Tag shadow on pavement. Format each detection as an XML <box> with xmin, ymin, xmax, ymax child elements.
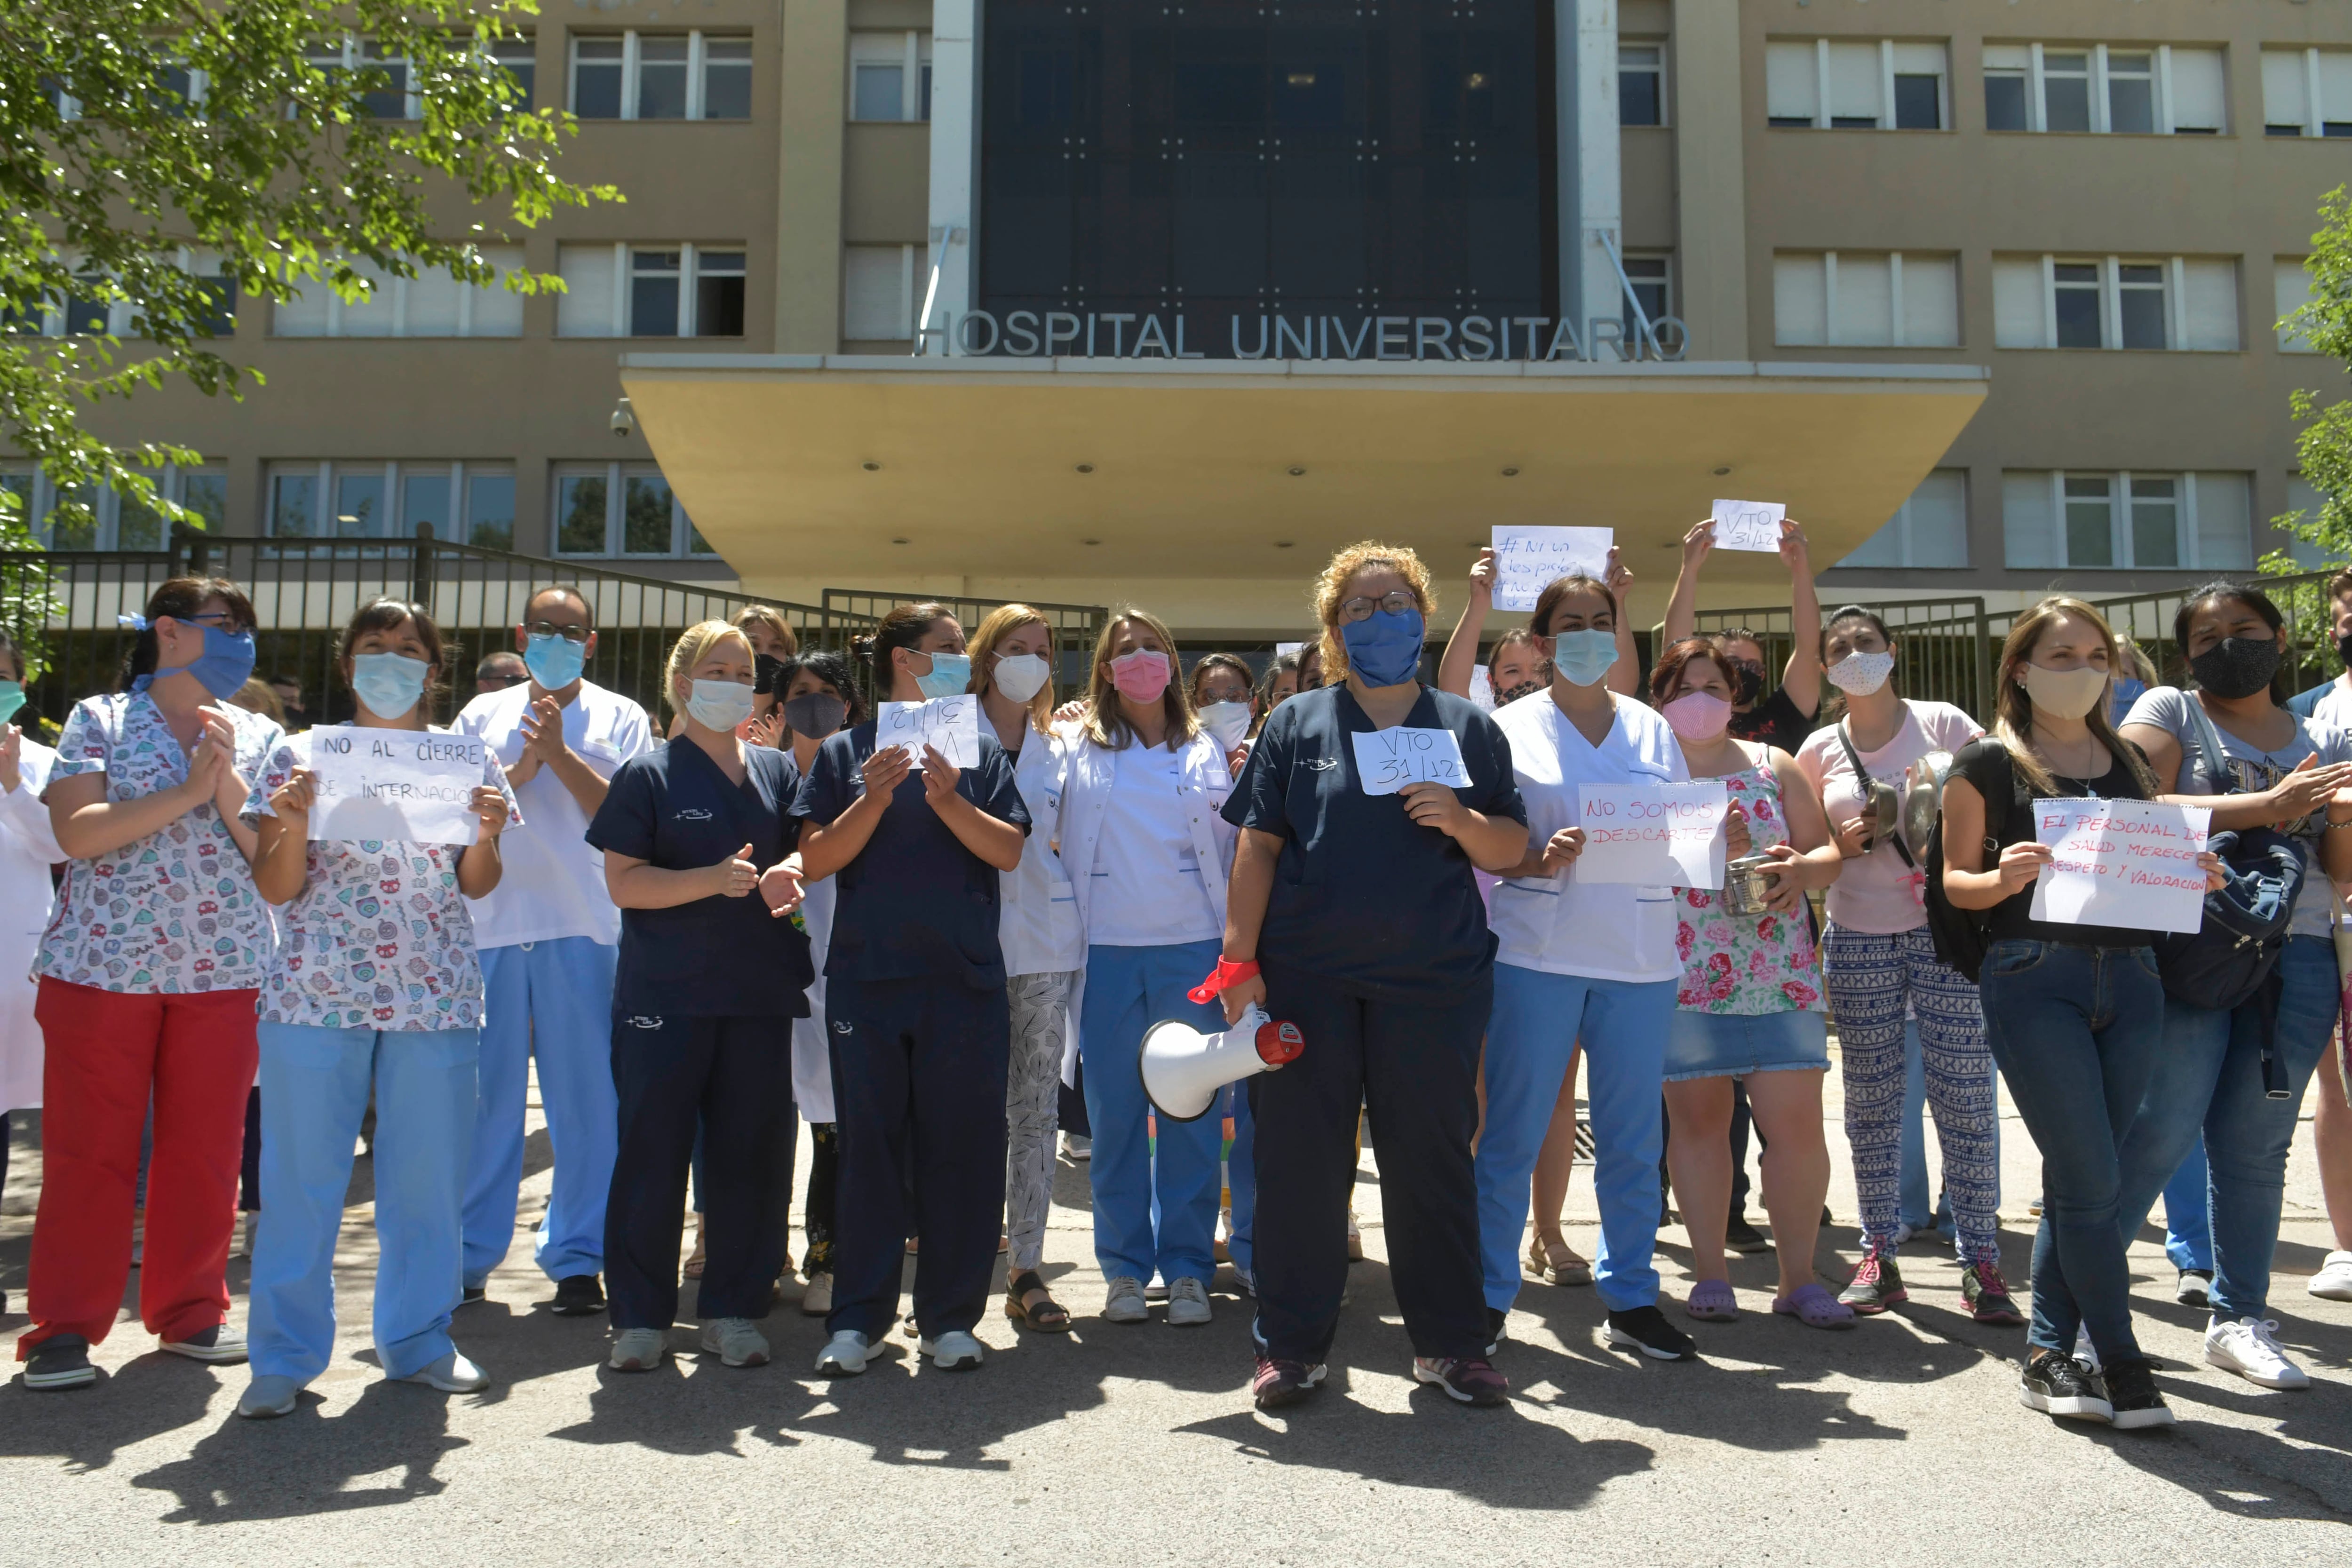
<box><xmin>129</xmin><ymin>1377</ymin><xmax>469</xmax><ymax>1523</ymax></box>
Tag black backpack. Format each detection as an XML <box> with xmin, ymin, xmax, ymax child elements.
<box><xmin>1921</xmin><ymin>748</ymin><xmax>2000</xmax><ymax>983</ymax></box>
<box><xmin>2150</xmin><ymin>693</ymin><xmax>2303</xmax><ymax>1015</ymax></box>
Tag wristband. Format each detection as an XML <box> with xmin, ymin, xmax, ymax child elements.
<box><xmin>1187</xmin><ymin>957</ymin><xmax>1261</xmax><ymax>1004</ymax></box>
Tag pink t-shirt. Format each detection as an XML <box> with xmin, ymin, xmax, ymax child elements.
<box><xmin>1794</xmin><ymin>701</ymin><xmax>1981</xmax><ymax>935</ymax></box>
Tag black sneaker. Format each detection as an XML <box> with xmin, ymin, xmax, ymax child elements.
<box><xmin>2018</xmin><ymin>1348</ymin><xmax>2111</xmax><ymax>1423</ymax></box>
<box><xmin>1961</xmin><ymin>1261</ymin><xmax>2025</xmax><ymax>1326</ymax></box>
<box><xmin>2174</xmin><ymin>1269</ymin><xmax>2213</xmax><ymax>1309</ymax></box>
<box><xmin>1839</xmin><ymin>1252</ymin><xmax>1907</xmax><ymax>1313</ymax></box>
<box><xmin>1723</xmin><ymin>1215</ymin><xmax>1771</xmax><ymax>1255</ymax></box>
<box><xmin>552</xmin><ymin>1274</ymin><xmax>607</xmax><ymax>1317</ymax></box>
<box><xmin>1604</xmin><ymin>1305</ymin><xmax>1696</xmax><ymax>1361</ymax></box>
<box><xmin>1251</xmin><ymin>1353</ymin><xmax>1326</xmax><ymax>1409</ymax></box>
<box><xmin>1485</xmin><ymin>1306</ymin><xmax>1508</xmax><ymax>1356</ymax></box>
<box><xmin>461</xmin><ymin>1285</ymin><xmax>488</xmax><ymax>1307</ymax></box>
<box><xmin>24</xmin><ymin>1334</ymin><xmax>95</xmax><ymax>1391</ymax></box>
<box><xmin>2102</xmin><ymin>1357</ymin><xmax>2176</xmax><ymax>1431</ymax></box>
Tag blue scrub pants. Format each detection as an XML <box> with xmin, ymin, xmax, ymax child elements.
<box><xmin>1251</xmin><ymin>961</ymin><xmax>1488</xmax><ymax>1364</ymax></box>
<box><xmin>1080</xmin><ymin>938</ymin><xmax>1227</xmax><ymax>1286</ymax></box>
<box><xmin>248</xmin><ymin>1022</ymin><xmax>477</xmax><ymax>1384</ymax></box>
<box><xmin>826</xmin><ymin>975</ymin><xmax>1010</xmax><ymax>1340</ymax></box>
<box><xmin>461</xmin><ymin>937</ymin><xmax>619</xmax><ymax>1288</ymax></box>
<box><xmin>605</xmin><ymin>1014</ymin><xmax>793</xmax><ymax>1329</ymax></box>
<box><xmin>1478</xmin><ymin>963</ymin><xmax>1677</xmax><ymax>1313</ymax></box>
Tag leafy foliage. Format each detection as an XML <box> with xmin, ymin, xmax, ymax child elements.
<box><xmin>2282</xmin><ymin>185</ymin><xmax>2352</xmax><ymax>568</ymax></box>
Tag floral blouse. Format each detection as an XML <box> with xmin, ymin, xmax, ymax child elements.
<box><xmin>1674</xmin><ymin>755</ymin><xmax>1825</xmax><ymax>1015</ymax></box>
<box><xmin>38</xmin><ymin>692</ymin><xmax>285</xmax><ymax>994</ymax></box>
<box><xmin>242</xmin><ymin>731</ymin><xmax>520</xmax><ymax>1032</ymax></box>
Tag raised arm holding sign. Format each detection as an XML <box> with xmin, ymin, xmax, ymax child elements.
<box><xmin>1489</xmin><ymin>526</ymin><xmax>1613</xmax><ymax>613</ymax></box>
<box><xmin>1708</xmin><ymin>500</ymin><xmax>1788</xmax><ymax>554</ymax></box>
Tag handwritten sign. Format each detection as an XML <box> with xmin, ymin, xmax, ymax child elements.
<box><xmin>1467</xmin><ymin>664</ymin><xmax>1496</xmax><ymax>712</ymax></box>
<box><xmin>1352</xmin><ymin>726</ymin><xmax>1470</xmax><ymax>796</ymax></box>
<box><xmin>1275</xmin><ymin>642</ymin><xmax>1305</xmax><ymax>660</ymax></box>
<box><xmin>877</xmin><ymin>694</ymin><xmax>981</xmax><ymax>769</ymax></box>
<box><xmin>1490</xmin><ymin>526</ymin><xmax>1613</xmax><ymax>613</ymax></box>
<box><xmin>1709</xmin><ymin>499</ymin><xmax>1787</xmax><ymax>554</ymax></box>
<box><xmin>305</xmin><ymin>725</ymin><xmax>487</xmax><ymax>844</ymax></box>
<box><xmin>2029</xmin><ymin>797</ymin><xmax>2211</xmax><ymax>934</ymax></box>
<box><xmin>1575</xmin><ymin>780</ymin><xmax>1730</xmax><ymax>888</ymax></box>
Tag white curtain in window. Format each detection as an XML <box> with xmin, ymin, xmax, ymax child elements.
<box><xmin>405</xmin><ymin>267</ymin><xmax>461</xmax><ymax>335</ymax></box>
<box><xmin>1825</xmin><ymin>42</ymin><xmax>1881</xmax><ymax>121</ymax></box>
<box><xmin>274</xmin><ymin>277</ymin><xmax>331</xmax><ymax>336</ymax></box>
<box><xmin>557</xmin><ymin>243</ymin><xmax>619</xmax><ymax>337</ymax></box>
<box><xmin>1902</xmin><ymin>255</ymin><xmax>1960</xmax><ymax>347</ymax></box>
<box><xmin>1890</xmin><ymin>42</ymin><xmax>1945</xmax><ymax>80</ymax></box>
<box><xmin>2277</xmin><ymin>259</ymin><xmax>2316</xmax><ymax>352</ymax></box>
<box><xmin>1991</xmin><ymin>258</ymin><xmax>2045</xmax><ymax>348</ymax></box>
<box><xmin>2263</xmin><ymin>50</ymin><xmax>2311</xmax><ymax>128</ymax></box>
<box><xmin>2321</xmin><ymin>52</ymin><xmax>2352</xmax><ymax>124</ymax></box>
<box><xmin>1907</xmin><ymin>470</ymin><xmax>1969</xmax><ymax>567</ymax></box>
<box><xmin>1772</xmin><ymin>254</ymin><xmax>1828</xmax><ymax>345</ymax></box>
<box><xmin>2002</xmin><ymin>470</ymin><xmax>2058</xmax><ymax>568</ymax></box>
<box><xmin>338</xmin><ymin>256</ymin><xmax>397</xmax><ymax>336</ymax></box>
<box><xmin>2194</xmin><ymin>473</ymin><xmax>2253</xmax><ymax>568</ymax></box>
<box><xmin>2169</xmin><ymin>47</ymin><xmax>2227</xmax><ymax>131</ymax></box>
<box><xmin>472</xmin><ymin>247</ymin><xmax>526</xmax><ymax>336</ymax></box>
<box><xmin>1765</xmin><ymin>42</ymin><xmax>1818</xmax><ymax>121</ymax></box>
<box><xmin>2179</xmin><ymin>259</ymin><xmax>2238</xmax><ymax>351</ymax></box>
<box><xmin>843</xmin><ymin>245</ymin><xmax>910</xmax><ymax>340</ymax></box>
<box><xmin>1832</xmin><ymin>253</ymin><xmax>1892</xmax><ymax>346</ymax></box>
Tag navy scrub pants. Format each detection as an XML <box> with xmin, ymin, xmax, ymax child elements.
<box><xmin>1250</xmin><ymin>961</ymin><xmax>1489</xmax><ymax>1365</ymax></box>
<box><xmin>604</xmin><ymin>1013</ymin><xmax>794</xmax><ymax>1330</ymax></box>
<box><xmin>826</xmin><ymin>975</ymin><xmax>1010</xmax><ymax>1340</ymax></box>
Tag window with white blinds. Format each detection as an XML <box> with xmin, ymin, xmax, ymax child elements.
<box><xmin>2002</xmin><ymin>470</ymin><xmax>2252</xmax><ymax>569</ymax></box>
<box><xmin>1837</xmin><ymin>470</ymin><xmax>1970</xmax><ymax>569</ymax></box>
<box><xmin>2262</xmin><ymin>48</ymin><xmax>2352</xmax><ymax>136</ymax></box>
<box><xmin>1766</xmin><ymin>40</ymin><xmax>1947</xmax><ymax>129</ymax></box>
<box><xmin>1773</xmin><ymin>253</ymin><xmax>1959</xmax><ymax>348</ymax></box>
<box><xmin>1990</xmin><ymin>255</ymin><xmax>2237</xmax><ymax>351</ymax></box>
<box><xmin>2277</xmin><ymin>259</ymin><xmax>2318</xmax><ymax>353</ymax></box>
<box><xmin>2283</xmin><ymin>475</ymin><xmax>2330</xmax><ymax>569</ymax></box>
<box><xmin>556</xmin><ymin>243</ymin><xmax>747</xmax><ymax>337</ymax></box>
<box><xmin>843</xmin><ymin>244</ymin><xmax>919</xmax><ymax>342</ymax></box>
<box><xmin>273</xmin><ymin>248</ymin><xmax>525</xmax><ymax>339</ymax></box>
<box><xmin>1983</xmin><ymin>43</ymin><xmax>2226</xmax><ymax>133</ymax></box>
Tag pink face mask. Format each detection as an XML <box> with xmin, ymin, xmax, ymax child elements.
<box><xmin>1662</xmin><ymin>690</ymin><xmax>1734</xmax><ymax>741</ymax></box>
<box><xmin>1109</xmin><ymin>648</ymin><xmax>1171</xmax><ymax>702</ymax></box>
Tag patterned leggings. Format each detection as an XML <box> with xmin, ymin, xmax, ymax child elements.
<box><xmin>1822</xmin><ymin>924</ymin><xmax>2001</xmax><ymax>1265</ymax></box>
<box><xmin>1005</xmin><ymin>971</ymin><xmax>1077</xmax><ymax>1273</ymax></box>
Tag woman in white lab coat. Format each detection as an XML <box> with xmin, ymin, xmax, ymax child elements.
<box><xmin>0</xmin><ymin>630</ymin><xmax>66</xmax><ymax>1277</ymax></box>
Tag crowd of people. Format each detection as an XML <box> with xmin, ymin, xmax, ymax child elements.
<box><xmin>3</xmin><ymin>529</ymin><xmax>2351</xmax><ymax>1435</ymax></box>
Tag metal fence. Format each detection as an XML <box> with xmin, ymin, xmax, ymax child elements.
<box><xmin>0</xmin><ymin>529</ymin><xmax>877</xmax><ymax>727</ymax></box>
<box><xmin>819</xmin><ymin>588</ymin><xmax>1112</xmax><ymax>700</ymax></box>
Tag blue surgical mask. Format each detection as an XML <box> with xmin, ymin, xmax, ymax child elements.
<box><xmin>350</xmin><ymin>652</ymin><xmax>430</xmax><ymax>720</ymax></box>
<box><xmin>1340</xmin><ymin>608</ymin><xmax>1426</xmax><ymax>688</ymax></box>
<box><xmin>0</xmin><ymin>681</ymin><xmax>24</xmax><ymax>726</ymax></box>
<box><xmin>914</xmin><ymin>651</ymin><xmax>972</xmax><ymax>701</ymax></box>
<box><xmin>523</xmin><ymin>632</ymin><xmax>587</xmax><ymax>691</ymax></box>
<box><xmin>1551</xmin><ymin>629</ymin><xmax>1619</xmax><ymax>687</ymax></box>
<box><xmin>685</xmin><ymin>677</ymin><xmax>755</xmax><ymax>732</ymax></box>
<box><xmin>132</xmin><ymin>621</ymin><xmax>255</xmax><ymax>700</ymax></box>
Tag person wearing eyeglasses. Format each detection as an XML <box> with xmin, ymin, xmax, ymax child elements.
<box><xmin>472</xmin><ymin>652</ymin><xmax>528</xmax><ymax>696</ymax></box>
<box><xmin>19</xmin><ymin>577</ymin><xmax>282</xmax><ymax>1392</ymax></box>
<box><xmin>1219</xmin><ymin>543</ymin><xmax>1529</xmax><ymax>1410</ymax></box>
<box><xmin>453</xmin><ymin>585</ymin><xmax>654</xmax><ymax>1319</ymax></box>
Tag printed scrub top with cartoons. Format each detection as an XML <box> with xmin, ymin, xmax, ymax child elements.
<box><xmin>242</xmin><ymin>731</ymin><xmax>521</xmax><ymax>1031</ymax></box>
<box><xmin>38</xmin><ymin>692</ymin><xmax>287</xmax><ymax>994</ymax></box>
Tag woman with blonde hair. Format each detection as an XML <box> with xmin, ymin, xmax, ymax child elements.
<box><xmin>967</xmin><ymin>603</ymin><xmax>1083</xmax><ymax>1332</ymax></box>
<box><xmin>1218</xmin><ymin>543</ymin><xmax>1529</xmax><ymax>1409</ymax></box>
<box><xmin>733</xmin><ymin>605</ymin><xmax>800</xmax><ymax>662</ymax></box>
<box><xmin>586</xmin><ymin>620</ymin><xmax>811</xmax><ymax>1375</ymax></box>
<box><xmin>1942</xmin><ymin>596</ymin><xmax>2222</xmax><ymax>1432</ymax></box>
<box><xmin>1057</xmin><ymin>607</ymin><xmax>1241</xmax><ymax>1329</ymax></box>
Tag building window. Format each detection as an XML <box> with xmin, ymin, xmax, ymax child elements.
<box><xmin>0</xmin><ymin>464</ymin><xmax>224</xmax><ymax>550</ymax></box>
<box><xmin>1772</xmin><ymin>252</ymin><xmax>1959</xmax><ymax>348</ymax></box>
<box><xmin>1622</xmin><ymin>254</ymin><xmax>1671</xmax><ymax>336</ymax></box>
<box><xmin>552</xmin><ymin>463</ymin><xmax>714</xmax><ymax>558</ymax></box>
<box><xmin>1984</xmin><ymin>43</ymin><xmax>2227</xmax><ymax>134</ymax></box>
<box><xmin>2263</xmin><ymin>48</ymin><xmax>2352</xmax><ymax>136</ymax></box>
<box><xmin>1619</xmin><ymin>44</ymin><xmax>1664</xmax><ymax>127</ymax></box>
<box><xmin>14</xmin><ymin>249</ymin><xmax>236</xmax><ymax>339</ymax></box>
<box><xmin>264</xmin><ymin>462</ymin><xmax>517</xmax><ymax>547</ymax></box>
<box><xmin>2278</xmin><ymin>258</ymin><xmax>2317</xmax><ymax>353</ymax></box>
<box><xmin>570</xmin><ymin>32</ymin><xmax>754</xmax><ymax>121</ymax></box>
<box><xmin>272</xmin><ymin>246</ymin><xmax>524</xmax><ymax>338</ymax></box>
<box><xmin>490</xmin><ymin>36</ymin><xmax>535</xmax><ymax>105</ymax></box>
<box><xmin>844</xmin><ymin>243</ymin><xmax>921</xmax><ymax>342</ymax></box>
<box><xmin>2284</xmin><ymin>475</ymin><xmax>2330</xmax><ymax>569</ymax></box>
<box><xmin>2002</xmin><ymin>470</ymin><xmax>2252</xmax><ymax>570</ymax></box>
<box><xmin>1765</xmin><ymin>40</ymin><xmax>1946</xmax><ymax>130</ymax></box>
<box><xmin>849</xmin><ymin>32</ymin><xmax>933</xmax><ymax>122</ymax></box>
<box><xmin>307</xmin><ymin>36</ymin><xmax>419</xmax><ymax>119</ymax></box>
<box><xmin>556</xmin><ymin>243</ymin><xmax>747</xmax><ymax>338</ymax></box>
<box><xmin>1837</xmin><ymin>470</ymin><xmax>1969</xmax><ymax>570</ymax></box>
<box><xmin>1992</xmin><ymin>255</ymin><xmax>2238</xmax><ymax>351</ymax></box>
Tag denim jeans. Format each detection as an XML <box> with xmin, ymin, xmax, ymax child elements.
<box><xmin>1977</xmin><ymin>939</ymin><xmax>2165</xmax><ymax>1362</ymax></box>
<box><xmin>2116</xmin><ymin>935</ymin><xmax>2340</xmax><ymax>1321</ymax></box>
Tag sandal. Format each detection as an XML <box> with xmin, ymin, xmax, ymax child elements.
<box><xmin>1685</xmin><ymin>1278</ymin><xmax>1740</xmax><ymax>1321</ymax></box>
<box><xmin>1526</xmin><ymin>1233</ymin><xmax>1593</xmax><ymax>1287</ymax></box>
<box><xmin>1003</xmin><ymin>1269</ymin><xmax>1072</xmax><ymax>1333</ymax></box>
<box><xmin>1773</xmin><ymin>1282</ymin><xmax>1858</xmax><ymax>1330</ymax></box>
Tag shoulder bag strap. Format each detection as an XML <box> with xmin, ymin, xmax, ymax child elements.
<box><xmin>1838</xmin><ymin>712</ymin><xmax>1919</xmax><ymax>869</ymax></box>
<box><xmin>2180</xmin><ymin>690</ymin><xmax>2243</xmax><ymax>798</ymax></box>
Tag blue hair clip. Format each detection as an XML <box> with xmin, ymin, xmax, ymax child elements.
<box><xmin>117</xmin><ymin>613</ymin><xmax>151</xmax><ymax>631</ymax></box>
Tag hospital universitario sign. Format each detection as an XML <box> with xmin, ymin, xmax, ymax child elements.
<box><xmin>930</xmin><ymin>310</ymin><xmax>1691</xmax><ymax>362</ymax></box>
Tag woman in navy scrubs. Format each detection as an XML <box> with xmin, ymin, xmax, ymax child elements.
<box><xmin>1218</xmin><ymin>542</ymin><xmax>1529</xmax><ymax>1410</ymax></box>
<box><xmin>794</xmin><ymin>602</ymin><xmax>1029</xmax><ymax>1376</ymax></box>
<box><xmin>587</xmin><ymin>621</ymin><xmax>810</xmax><ymax>1374</ymax></box>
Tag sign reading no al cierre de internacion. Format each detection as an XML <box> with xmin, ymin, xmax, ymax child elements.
<box><xmin>931</xmin><ymin>309</ymin><xmax>1691</xmax><ymax>363</ymax></box>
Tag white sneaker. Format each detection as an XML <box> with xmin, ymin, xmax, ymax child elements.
<box><xmin>399</xmin><ymin>1349</ymin><xmax>490</xmax><ymax>1393</ymax></box>
<box><xmin>608</xmin><ymin>1327</ymin><xmax>668</xmax><ymax>1371</ymax></box>
<box><xmin>232</xmin><ymin>1211</ymin><xmax>258</xmax><ymax>1260</ymax></box>
<box><xmin>1346</xmin><ymin>1210</ymin><xmax>1363</xmax><ymax>1262</ymax></box>
<box><xmin>2309</xmin><ymin>1250</ymin><xmax>2352</xmax><ymax>1303</ymax></box>
<box><xmin>236</xmin><ymin>1374</ymin><xmax>301</xmax><ymax>1419</ymax></box>
<box><xmin>1102</xmin><ymin>1276</ymin><xmax>1149</xmax><ymax>1323</ymax></box>
<box><xmin>2070</xmin><ymin>1325</ymin><xmax>2102</xmax><ymax>1374</ymax></box>
<box><xmin>920</xmin><ymin>1329</ymin><xmax>985</xmax><ymax>1370</ymax></box>
<box><xmin>699</xmin><ymin>1317</ymin><xmax>771</xmax><ymax>1368</ymax></box>
<box><xmin>1062</xmin><ymin>1133</ymin><xmax>1091</xmax><ymax>1162</ymax></box>
<box><xmin>800</xmin><ymin>1272</ymin><xmax>833</xmax><ymax>1317</ymax></box>
<box><xmin>815</xmin><ymin>1329</ymin><xmax>869</xmax><ymax>1376</ymax></box>
<box><xmin>2205</xmin><ymin>1317</ymin><xmax>2311</xmax><ymax>1391</ymax></box>
<box><xmin>1166</xmin><ymin>1276</ymin><xmax>1213</xmax><ymax>1327</ymax></box>
<box><xmin>1889</xmin><ymin>1223</ymin><xmax>1918</xmax><ymax>1249</ymax></box>
<box><xmin>161</xmin><ymin>1324</ymin><xmax>248</xmax><ymax>1364</ymax></box>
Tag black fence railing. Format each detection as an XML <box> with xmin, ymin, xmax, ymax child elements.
<box><xmin>819</xmin><ymin>589</ymin><xmax>1111</xmax><ymax>703</ymax></box>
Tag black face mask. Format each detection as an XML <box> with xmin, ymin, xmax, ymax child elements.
<box><xmin>783</xmin><ymin>692</ymin><xmax>848</xmax><ymax>739</ymax></box>
<box><xmin>1495</xmin><ymin>677</ymin><xmax>1544</xmax><ymax>706</ymax></box>
<box><xmin>1725</xmin><ymin>658</ymin><xmax>1765</xmax><ymax>708</ymax></box>
<box><xmin>754</xmin><ymin>653</ymin><xmax>785</xmax><ymax>696</ymax></box>
<box><xmin>2189</xmin><ymin>636</ymin><xmax>2281</xmax><ymax>701</ymax></box>
<box><xmin>2337</xmin><ymin>631</ymin><xmax>2352</xmax><ymax>672</ymax></box>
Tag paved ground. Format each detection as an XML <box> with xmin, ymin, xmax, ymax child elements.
<box><xmin>1</xmin><ymin>1055</ymin><xmax>2347</xmax><ymax>1567</ymax></box>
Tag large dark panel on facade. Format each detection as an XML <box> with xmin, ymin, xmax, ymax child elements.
<box><xmin>980</xmin><ymin>0</ymin><xmax>1556</xmax><ymax>357</ymax></box>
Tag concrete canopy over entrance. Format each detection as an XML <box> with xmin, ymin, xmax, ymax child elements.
<box><xmin>619</xmin><ymin>354</ymin><xmax>1987</xmax><ymax>635</ymax></box>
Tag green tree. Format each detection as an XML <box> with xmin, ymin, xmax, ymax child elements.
<box><xmin>2278</xmin><ymin>184</ymin><xmax>2352</xmax><ymax>571</ymax></box>
<box><xmin>0</xmin><ymin>0</ymin><xmax>616</xmax><ymax>544</ymax></box>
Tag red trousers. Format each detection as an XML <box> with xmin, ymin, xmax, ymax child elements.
<box><xmin>19</xmin><ymin>978</ymin><xmax>258</xmax><ymax>1355</ymax></box>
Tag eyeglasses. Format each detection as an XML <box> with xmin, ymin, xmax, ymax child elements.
<box><xmin>180</xmin><ymin>610</ymin><xmax>244</xmax><ymax>631</ymax></box>
<box><xmin>524</xmin><ymin>620</ymin><xmax>591</xmax><ymax>644</ymax></box>
<box><xmin>475</xmin><ymin>674</ymin><xmax>519</xmax><ymax>690</ymax></box>
<box><xmin>1337</xmin><ymin>591</ymin><xmax>1419</xmax><ymax>623</ymax></box>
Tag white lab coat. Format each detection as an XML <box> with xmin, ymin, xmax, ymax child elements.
<box><xmin>0</xmin><ymin>740</ymin><xmax>63</xmax><ymax>1110</ymax></box>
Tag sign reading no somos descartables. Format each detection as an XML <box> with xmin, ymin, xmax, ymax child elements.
<box><xmin>305</xmin><ymin>725</ymin><xmax>486</xmax><ymax>845</ymax></box>
<box><xmin>2028</xmin><ymin>797</ymin><xmax>2212</xmax><ymax>934</ymax></box>
<box><xmin>1575</xmin><ymin>780</ymin><xmax>1730</xmax><ymax>889</ymax></box>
